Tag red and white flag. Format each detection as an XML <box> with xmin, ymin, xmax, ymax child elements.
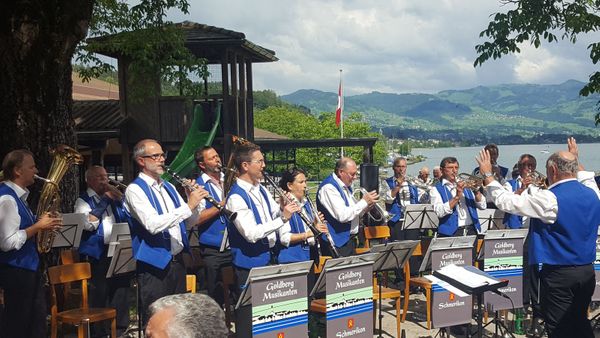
<box><xmin>335</xmin><ymin>76</ymin><xmax>343</xmax><ymax>127</ymax></box>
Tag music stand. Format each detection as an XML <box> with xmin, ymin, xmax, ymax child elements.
<box><xmin>53</xmin><ymin>213</ymin><xmax>85</xmax><ymax>249</ymax></box>
<box><xmin>433</xmin><ymin>265</ymin><xmax>509</xmax><ymax>338</ymax></box>
<box><xmin>310</xmin><ymin>254</ymin><xmax>377</xmax><ymax>338</ymax></box>
<box><xmin>235</xmin><ymin>261</ymin><xmax>313</xmax><ymax>337</ymax></box>
<box><xmin>107</xmin><ymin>222</ymin><xmax>130</xmax><ymax>257</ymax></box>
<box><xmin>477</xmin><ymin>209</ymin><xmax>506</xmax><ymax>232</ymax></box>
<box><xmin>419</xmin><ymin>235</ymin><xmax>477</xmax><ymax>273</ymax></box>
<box><xmin>370</xmin><ymin>241</ymin><xmax>419</xmax><ymax>337</ymax></box>
<box><xmin>106</xmin><ymin>239</ymin><xmax>140</xmax><ymax>336</ymax></box>
<box><xmin>401</xmin><ymin>204</ymin><xmax>438</xmax><ymax>232</ymax></box>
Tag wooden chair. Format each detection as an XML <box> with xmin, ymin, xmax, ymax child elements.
<box><xmin>186</xmin><ymin>274</ymin><xmax>197</xmax><ymax>293</ymax></box>
<box><xmin>355</xmin><ymin>225</ymin><xmax>391</xmax><ymax>254</ymax></box>
<box><xmin>373</xmin><ymin>276</ymin><xmax>403</xmax><ymax>337</ymax></box>
<box><xmin>402</xmin><ymin>241</ymin><xmax>433</xmax><ymax>329</ymax></box>
<box><xmin>222</xmin><ymin>266</ymin><xmax>235</xmax><ymax>328</ymax></box>
<box><xmin>59</xmin><ymin>248</ymin><xmax>80</xmax><ymax>307</ymax></box>
<box><xmin>48</xmin><ymin>262</ymin><xmax>116</xmax><ymax>338</ymax></box>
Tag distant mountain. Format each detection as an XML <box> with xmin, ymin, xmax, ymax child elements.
<box><xmin>280</xmin><ymin>80</ymin><xmax>600</xmax><ymax>144</ymax></box>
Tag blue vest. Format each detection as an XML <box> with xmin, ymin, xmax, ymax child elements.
<box><xmin>195</xmin><ymin>176</ymin><xmax>227</xmax><ymax>248</ymax></box>
<box><xmin>529</xmin><ymin>180</ymin><xmax>600</xmax><ymax>265</ymax></box>
<box><xmin>78</xmin><ymin>192</ymin><xmax>129</xmax><ymax>260</ymax></box>
<box><xmin>0</xmin><ymin>184</ymin><xmax>39</xmax><ymax>271</ymax></box>
<box><xmin>227</xmin><ymin>182</ymin><xmax>273</xmax><ymax>269</ymax></box>
<box><xmin>316</xmin><ymin>174</ymin><xmax>351</xmax><ymax>247</ymax></box>
<box><xmin>278</xmin><ymin>202</ymin><xmax>314</xmax><ymax>263</ymax></box>
<box><xmin>128</xmin><ymin>177</ymin><xmax>189</xmax><ymax>270</ymax></box>
<box><xmin>435</xmin><ymin>182</ymin><xmax>481</xmax><ymax>236</ymax></box>
<box><xmin>385</xmin><ymin>176</ymin><xmax>419</xmax><ymax>223</ymax></box>
<box><xmin>502</xmin><ymin>179</ymin><xmax>523</xmax><ymax>229</ymax></box>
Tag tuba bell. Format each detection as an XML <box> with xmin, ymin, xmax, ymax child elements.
<box><xmin>36</xmin><ymin>145</ymin><xmax>83</xmax><ymax>253</ymax></box>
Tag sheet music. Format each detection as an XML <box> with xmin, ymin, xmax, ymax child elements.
<box><xmin>424</xmin><ymin>275</ymin><xmax>469</xmax><ymax>297</ymax></box>
<box><xmin>437</xmin><ymin>264</ymin><xmax>498</xmax><ymax>289</ymax></box>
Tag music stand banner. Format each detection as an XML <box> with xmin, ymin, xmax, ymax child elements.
<box><xmin>431</xmin><ymin>247</ymin><xmax>473</xmax><ymax>328</ymax></box>
<box><xmin>251</xmin><ymin>274</ymin><xmax>308</xmax><ymax>338</ymax></box>
<box><xmin>593</xmin><ymin>232</ymin><xmax>600</xmax><ymax>301</ymax></box>
<box><xmin>325</xmin><ymin>263</ymin><xmax>373</xmax><ymax>338</ymax></box>
<box><xmin>482</xmin><ymin>236</ymin><xmax>525</xmax><ymax>310</ymax></box>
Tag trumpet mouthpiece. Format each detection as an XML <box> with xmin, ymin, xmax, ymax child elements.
<box><xmin>34</xmin><ymin>175</ymin><xmax>52</xmax><ymax>183</ymax></box>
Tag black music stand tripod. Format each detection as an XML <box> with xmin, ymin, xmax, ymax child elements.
<box><xmin>370</xmin><ymin>241</ymin><xmax>419</xmax><ymax>338</ymax></box>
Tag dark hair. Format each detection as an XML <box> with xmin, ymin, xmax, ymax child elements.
<box><xmin>518</xmin><ymin>154</ymin><xmax>537</xmax><ymax>168</ymax></box>
<box><xmin>279</xmin><ymin>168</ymin><xmax>306</xmax><ymax>192</ymax></box>
<box><xmin>440</xmin><ymin>156</ymin><xmax>458</xmax><ymax>168</ymax></box>
<box><xmin>233</xmin><ymin>144</ymin><xmax>261</xmax><ymax>170</ymax></box>
<box><xmin>484</xmin><ymin>144</ymin><xmax>498</xmax><ymax>152</ymax></box>
<box><xmin>2</xmin><ymin>149</ymin><xmax>34</xmax><ymax>181</ymax></box>
<box><xmin>194</xmin><ymin>146</ymin><xmax>214</xmax><ymax>165</ymax></box>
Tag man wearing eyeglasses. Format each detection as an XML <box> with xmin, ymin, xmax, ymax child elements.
<box><xmin>125</xmin><ymin>139</ymin><xmax>209</xmax><ymax>327</ymax></box>
<box><xmin>316</xmin><ymin>157</ymin><xmax>378</xmax><ymax>257</ymax></box>
<box><xmin>225</xmin><ymin>143</ymin><xmax>300</xmax><ymax>335</ymax></box>
<box><xmin>429</xmin><ymin>157</ymin><xmax>486</xmax><ymax>237</ymax></box>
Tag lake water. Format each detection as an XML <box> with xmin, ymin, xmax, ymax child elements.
<box><xmin>403</xmin><ymin>143</ymin><xmax>600</xmax><ymax>176</ymax></box>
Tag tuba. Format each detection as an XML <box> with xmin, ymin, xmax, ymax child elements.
<box><xmin>36</xmin><ymin>145</ymin><xmax>83</xmax><ymax>253</ymax></box>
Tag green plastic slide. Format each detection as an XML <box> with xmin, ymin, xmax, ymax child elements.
<box><xmin>162</xmin><ymin>103</ymin><xmax>221</xmax><ymax>181</ymax></box>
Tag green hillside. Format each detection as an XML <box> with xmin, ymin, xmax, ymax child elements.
<box><xmin>280</xmin><ymin>80</ymin><xmax>600</xmax><ymax>144</ymax></box>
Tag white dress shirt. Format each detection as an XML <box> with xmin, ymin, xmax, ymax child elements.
<box><xmin>385</xmin><ymin>180</ymin><xmax>413</xmax><ymax>207</ymax></box>
<box><xmin>0</xmin><ymin>181</ymin><xmax>31</xmax><ymax>251</ymax></box>
<box><xmin>226</xmin><ymin>179</ymin><xmax>284</xmax><ymax>248</ymax></box>
<box><xmin>74</xmin><ymin>188</ymin><xmax>116</xmax><ymax>244</ymax></box>
<box><xmin>501</xmin><ymin>176</ymin><xmax>537</xmax><ymax>227</ymax></box>
<box><xmin>430</xmin><ymin>178</ymin><xmax>487</xmax><ymax>228</ymax></box>
<box><xmin>198</xmin><ymin>172</ymin><xmax>224</xmax><ymax>208</ymax></box>
<box><xmin>125</xmin><ymin>172</ymin><xmax>198</xmax><ymax>255</ymax></box>
<box><xmin>486</xmin><ymin>170</ymin><xmax>600</xmax><ymax>224</ymax></box>
<box><xmin>277</xmin><ymin>196</ymin><xmax>315</xmax><ymax>247</ymax></box>
<box><xmin>317</xmin><ymin>174</ymin><xmax>368</xmax><ymax>235</ymax></box>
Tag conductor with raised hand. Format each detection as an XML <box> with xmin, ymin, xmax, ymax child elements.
<box><xmin>477</xmin><ymin>137</ymin><xmax>600</xmax><ymax>338</ymax></box>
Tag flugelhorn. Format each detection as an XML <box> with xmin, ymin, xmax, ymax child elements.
<box><xmin>353</xmin><ymin>187</ymin><xmax>394</xmax><ymax>224</ymax></box>
<box><xmin>526</xmin><ymin>170</ymin><xmax>548</xmax><ymax>189</ymax></box>
<box><xmin>108</xmin><ymin>178</ymin><xmax>127</xmax><ymax>190</ymax></box>
<box><xmin>161</xmin><ymin>165</ymin><xmax>238</xmax><ymax>222</ymax></box>
<box><xmin>456</xmin><ymin>173</ymin><xmax>484</xmax><ymax>191</ymax></box>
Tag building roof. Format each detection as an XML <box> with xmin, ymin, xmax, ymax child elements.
<box><xmin>73</xmin><ymin>100</ymin><xmax>124</xmax><ymax>140</ymax></box>
<box><xmin>88</xmin><ymin>21</ymin><xmax>277</xmax><ymax>64</ymax></box>
<box><xmin>72</xmin><ymin>73</ymin><xmax>119</xmax><ymax>100</ymax></box>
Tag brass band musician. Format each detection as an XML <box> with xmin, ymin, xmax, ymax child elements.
<box><xmin>0</xmin><ymin>150</ymin><xmax>62</xmax><ymax>338</ymax></box>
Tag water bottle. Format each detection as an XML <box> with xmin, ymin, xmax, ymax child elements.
<box><xmin>514</xmin><ymin>308</ymin><xmax>524</xmax><ymax>334</ymax></box>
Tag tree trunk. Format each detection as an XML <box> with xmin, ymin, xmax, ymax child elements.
<box><xmin>0</xmin><ymin>0</ymin><xmax>95</xmax><ymax>211</ymax></box>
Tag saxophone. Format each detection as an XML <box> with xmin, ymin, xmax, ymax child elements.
<box><xmin>36</xmin><ymin>145</ymin><xmax>83</xmax><ymax>253</ymax></box>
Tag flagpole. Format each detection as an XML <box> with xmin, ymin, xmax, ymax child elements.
<box><xmin>339</xmin><ymin>69</ymin><xmax>344</xmax><ymax>157</ymax></box>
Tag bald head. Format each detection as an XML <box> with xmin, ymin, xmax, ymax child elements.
<box><xmin>547</xmin><ymin>151</ymin><xmax>578</xmax><ymax>175</ymax></box>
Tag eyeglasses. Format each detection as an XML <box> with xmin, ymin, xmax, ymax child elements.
<box><xmin>142</xmin><ymin>153</ymin><xmax>166</xmax><ymax>161</ymax></box>
<box><xmin>343</xmin><ymin>170</ymin><xmax>357</xmax><ymax>178</ymax></box>
<box><xmin>248</xmin><ymin>159</ymin><xmax>265</xmax><ymax>164</ymax></box>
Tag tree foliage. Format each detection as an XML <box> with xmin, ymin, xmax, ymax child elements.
<box><xmin>77</xmin><ymin>0</ymin><xmax>206</xmax><ymax>100</ymax></box>
<box><xmin>474</xmin><ymin>0</ymin><xmax>600</xmax><ymax>124</ymax></box>
<box><xmin>255</xmin><ymin>106</ymin><xmax>387</xmax><ymax>179</ymax></box>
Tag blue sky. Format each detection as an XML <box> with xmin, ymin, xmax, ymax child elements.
<box><xmin>167</xmin><ymin>0</ymin><xmax>598</xmax><ymax>96</ymax></box>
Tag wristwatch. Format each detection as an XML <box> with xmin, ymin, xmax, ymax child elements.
<box><xmin>482</xmin><ymin>172</ymin><xmax>494</xmax><ymax>178</ymax></box>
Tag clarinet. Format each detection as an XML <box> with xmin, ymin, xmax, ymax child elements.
<box><xmin>263</xmin><ymin>172</ymin><xmax>339</xmax><ymax>258</ymax></box>
<box><xmin>161</xmin><ymin>165</ymin><xmax>238</xmax><ymax>222</ymax></box>
<box><xmin>305</xmin><ymin>192</ymin><xmax>340</xmax><ymax>258</ymax></box>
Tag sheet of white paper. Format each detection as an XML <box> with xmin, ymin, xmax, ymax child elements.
<box><xmin>424</xmin><ymin>274</ymin><xmax>469</xmax><ymax>297</ymax></box>
<box><xmin>438</xmin><ymin>264</ymin><xmax>499</xmax><ymax>288</ymax></box>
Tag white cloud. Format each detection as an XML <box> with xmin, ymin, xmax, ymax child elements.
<box><xmin>171</xmin><ymin>0</ymin><xmax>597</xmax><ymax>95</ymax></box>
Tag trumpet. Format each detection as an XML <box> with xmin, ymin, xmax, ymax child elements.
<box><xmin>405</xmin><ymin>175</ymin><xmax>434</xmax><ymax>190</ymax></box>
<box><xmin>161</xmin><ymin>165</ymin><xmax>238</xmax><ymax>222</ymax></box>
<box><xmin>456</xmin><ymin>173</ymin><xmax>484</xmax><ymax>191</ymax></box>
<box><xmin>353</xmin><ymin>187</ymin><xmax>394</xmax><ymax>224</ymax></box>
